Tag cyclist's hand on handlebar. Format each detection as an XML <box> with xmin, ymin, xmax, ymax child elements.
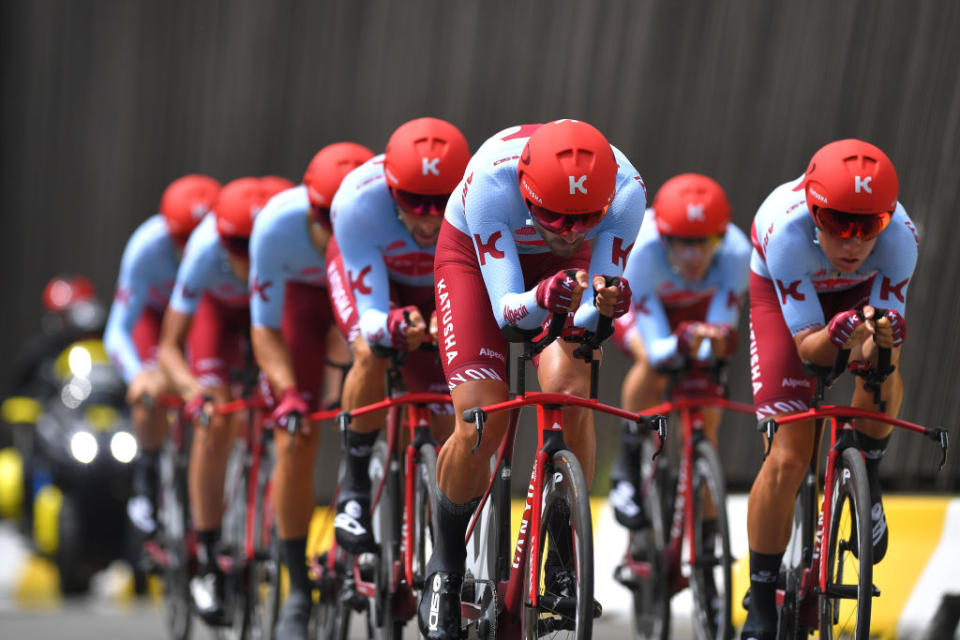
<box><xmin>126</xmin><ymin>367</ymin><xmax>166</xmax><ymax>405</ymax></box>
<box><xmin>271</xmin><ymin>387</ymin><xmax>309</xmax><ymax>433</ymax></box>
<box><xmin>183</xmin><ymin>392</ymin><xmax>213</xmax><ymax>422</ymax></box>
<box><xmin>872</xmin><ymin>308</ymin><xmax>906</xmax><ymax>348</ymax></box>
<box><xmin>828</xmin><ymin>308</ymin><xmax>871</xmax><ymax>349</ymax></box>
<box><xmin>387</xmin><ymin>305</ymin><xmax>426</xmax><ymax>351</ymax></box>
<box><xmin>704</xmin><ymin>323</ymin><xmax>739</xmax><ymax>359</ymax></box>
<box><xmin>675</xmin><ymin>321</ymin><xmax>707</xmax><ymax>359</ymax></box>
<box><xmin>536</xmin><ymin>269</ymin><xmax>588</xmax><ymax>313</ymax></box>
<box><xmin>593</xmin><ymin>274</ymin><xmax>631</xmax><ymax>318</ymax></box>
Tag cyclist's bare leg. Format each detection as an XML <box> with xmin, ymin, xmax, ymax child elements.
<box><xmin>700</xmin><ymin>408</ymin><xmax>723</xmax><ymax>521</ymax></box>
<box><xmin>187</xmin><ymin>385</ymin><xmax>235</xmax><ymax>531</ymax></box>
<box><xmin>430</xmin><ymin>413</ymin><xmax>455</xmax><ymax>446</ymax></box>
<box><xmin>746</xmin><ymin>415</ymin><xmax>817</xmax><ymax>553</ymax></box>
<box><xmin>272</xmin><ymin>423</ymin><xmax>322</xmax><ymax>538</ymax></box>
<box><xmin>129</xmin><ymin>367</ymin><xmax>171</xmax><ymax>449</ymax></box>
<box><xmin>436</xmin><ymin>379</ymin><xmax>510</xmax><ymax>503</ymax></box>
<box><xmin>851</xmin><ymin>342</ymin><xmax>903</xmax><ymax>436</ymax></box>
<box><xmin>322</xmin><ymin>324</ymin><xmax>351</xmax><ymax>409</ymax></box>
<box><xmin>339</xmin><ymin>335</ymin><xmax>388</xmax><ymax>433</ymax></box>
<box><xmin>536</xmin><ymin>338</ymin><xmax>597</xmax><ymax>486</ymax></box>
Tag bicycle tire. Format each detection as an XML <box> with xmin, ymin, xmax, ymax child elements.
<box><xmin>368</xmin><ymin>440</ymin><xmax>403</xmax><ymax>640</ymax></box>
<box><xmin>819</xmin><ymin>447</ymin><xmax>873</xmax><ymax>639</ymax></box>
<box><xmin>463</xmin><ymin>456</ymin><xmax>503</xmax><ymax>640</ymax></box>
<box><xmin>690</xmin><ymin>440</ymin><xmax>733</xmax><ymax>640</ymax></box>
<box><xmin>522</xmin><ymin>449</ymin><xmax>594</xmax><ymax>640</ymax></box>
<box><xmin>161</xmin><ymin>442</ymin><xmax>193</xmax><ymax>640</ymax></box>
<box><xmin>629</xmin><ymin>438</ymin><xmax>670</xmax><ymax>640</ymax></box>
<box><xmin>412</xmin><ymin>443</ymin><xmax>440</xmax><ymax>590</ymax></box>
<box><xmin>249</xmin><ymin>439</ymin><xmax>280</xmax><ymax>640</ymax></box>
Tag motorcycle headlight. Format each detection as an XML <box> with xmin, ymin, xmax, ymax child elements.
<box><xmin>69</xmin><ymin>431</ymin><xmax>98</xmax><ymax>464</ymax></box>
<box><xmin>110</xmin><ymin>431</ymin><xmax>138</xmax><ymax>464</ymax></box>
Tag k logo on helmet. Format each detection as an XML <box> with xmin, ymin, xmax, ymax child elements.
<box><xmin>854</xmin><ymin>175</ymin><xmax>872</xmax><ymax>194</ymax></box>
<box><xmin>569</xmin><ymin>175</ymin><xmax>587</xmax><ymax>195</ymax></box>
<box><xmin>422</xmin><ymin>157</ymin><xmax>440</xmax><ymax>176</ymax></box>
<box><xmin>686</xmin><ymin>203</ymin><xmax>705</xmax><ymax>221</ymax></box>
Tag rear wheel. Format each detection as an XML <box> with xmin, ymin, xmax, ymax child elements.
<box><xmin>161</xmin><ymin>448</ymin><xmax>193</xmax><ymax>640</ymax></box>
<box><xmin>249</xmin><ymin>439</ymin><xmax>280</xmax><ymax>640</ymax></box>
<box><xmin>629</xmin><ymin>438</ymin><xmax>669</xmax><ymax>640</ymax></box>
<box><xmin>819</xmin><ymin>448</ymin><xmax>873</xmax><ymax>639</ymax></box>
<box><xmin>412</xmin><ymin>443</ymin><xmax>440</xmax><ymax>590</ymax></box>
<box><xmin>689</xmin><ymin>440</ymin><xmax>732</xmax><ymax>640</ymax></box>
<box><xmin>522</xmin><ymin>450</ymin><xmax>593</xmax><ymax>640</ymax></box>
<box><xmin>369</xmin><ymin>440</ymin><xmax>403</xmax><ymax>639</ymax></box>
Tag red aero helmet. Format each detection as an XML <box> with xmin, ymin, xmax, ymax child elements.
<box><xmin>261</xmin><ymin>175</ymin><xmax>297</xmax><ymax>198</ymax></box>
<box><xmin>654</xmin><ymin>173</ymin><xmax>731</xmax><ymax>238</ymax></box>
<box><xmin>214</xmin><ymin>177</ymin><xmax>268</xmax><ymax>239</ymax></box>
<box><xmin>303</xmin><ymin>142</ymin><xmax>376</xmax><ymax>209</ymax></box>
<box><xmin>803</xmin><ymin>139</ymin><xmax>899</xmax><ymax>216</ymax></box>
<box><xmin>159</xmin><ymin>174</ymin><xmax>222</xmax><ymax>239</ymax></box>
<box><xmin>518</xmin><ymin>119</ymin><xmax>618</xmax><ymax>215</ymax></box>
<box><xmin>43</xmin><ymin>275</ymin><xmax>96</xmax><ymax>312</ymax></box>
<box><xmin>383</xmin><ymin>118</ymin><xmax>470</xmax><ymax>195</ymax></box>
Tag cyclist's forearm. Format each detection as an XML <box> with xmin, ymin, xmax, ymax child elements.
<box><xmin>794</xmin><ymin>325</ymin><xmax>836</xmax><ymax>367</ymax></box>
<box><xmin>251</xmin><ymin>325</ymin><xmax>297</xmax><ymax>393</ymax></box>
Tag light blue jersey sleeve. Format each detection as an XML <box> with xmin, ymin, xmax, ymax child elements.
<box><xmin>865</xmin><ymin>205</ymin><xmax>918</xmax><ymax>316</ymax></box>
<box><xmin>331</xmin><ymin>178</ymin><xmax>394</xmax><ymax>348</ymax></box>
<box><xmin>103</xmin><ymin>216</ymin><xmax>176</xmax><ymax>383</ymax></box>
<box><xmin>169</xmin><ymin>217</ymin><xmax>217</xmax><ymax>316</ymax></box>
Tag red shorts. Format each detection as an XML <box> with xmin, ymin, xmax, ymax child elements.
<box><xmin>434</xmin><ymin>222</ymin><xmax>591</xmax><ymax>390</ymax></box>
<box><xmin>325</xmin><ymin>237</ymin><xmax>448</xmax><ymax>398</ymax></box>
<box><xmin>277</xmin><ymin>281</ymin><xmax>335</xmax><ymax>411</ymax></box>
<box><xmin>187</xmin><ymin>294</ymin><xmax>249</xmax><ymax>389</ymax></box>
<box><xmin>749</xmin><ymin>272</ymin><xmax>874</xmax><ymax>419</ymax></box>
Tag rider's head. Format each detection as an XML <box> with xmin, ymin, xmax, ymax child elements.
<box><xmin>160</xmin><ymin>174</ymin><xmax>222</xmax><ymax>246</ymax></box>
<box><xmin>384</xmin><ymin>117</ymin><xmax>470</xmax><ymax>248</ymax></box>
<box><xmin>260</xmin><ymin>175</ymin><xmax>297</xmax><ymax>199</ymax></box>
<box><xmin>518</xmin><ymin>120</ymin><xmax>617</xmax><ymax>257</ymax></box>
<box><xmin>653</xmin><ymin>173</ymin><xmax>730</xmax><ymax>281</ymax></box>
<box><xmin>303</xmin><ymin>142</ymin><xmax>376</xmax><ymax>231</ymax></box>
<box><xmin>803</xmin><ymin>139</ymin><xmax>898</xmax><ymax>273</ymax></box>
<box><xmin>214</xmin><ymin>177</ymin><xmax>269</xmax><ymax>262</ymax></box>
<box><xmin>41</xmin><ymin>274</ymin><xmax>105</xmax><ymax>336</ymax></box>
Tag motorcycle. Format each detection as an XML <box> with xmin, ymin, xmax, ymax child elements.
<box><xmin>1</xmin><ymin>339</ymin><xmax>141</xmax><ymax>594</ymax></box>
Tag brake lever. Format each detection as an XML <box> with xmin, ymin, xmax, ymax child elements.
<box><xmin>928</xmin><ymin>427</ymin><xmax>950</xmax><ymax>471</ymax></box>
<box><xmin>648</xmin><ymin>414</ymin><xmax>667</xmax><ymax>460</ymax></box>
<box><xmin>758</xmin><ymin>417</ymin><xmax>779</xmax><ymax>461</ymax></box>
<box><xmin>463</xmin><ymin>408</ymin><xmax>487</xmax><ymax>454</ymax></box>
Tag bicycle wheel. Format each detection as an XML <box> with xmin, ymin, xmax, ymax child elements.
<box><xmin>689</xmin><ymin>440</ymin><xmax>733</xmax><ymax>640</ymax></box>
<box><xmin>249</xmin><ymin>439</ymin><xmax>280</xmax><ymax>640</ymax></box>
<box><xmin>160</xmin><ymin>443</ymin><xmax>193</xmax><ymax>640</ymax></box>
<box><xmin>819</xmin><ymin>447</ymin><xmax>873</xmax><ymax>639</ymax></box>
<box><xmin>368</xmin><ymin>440</ymin><xmax>403</xmax><ymax>640</ymax></box>
<box><xmin>777</xmin><ymin>469</ymin><xmax>817</xmax><ymax>639</ymax></box>
<box><xmin>522</xmin><ymin>450</ymin><xmax>594</xmax><ymax>640</ymax></box>
<box><xmin>629</xmin><ymin>438</ymin><xmax>670</xmax><ymax>640</ymax></box>
<box><xmin>463</xmin><ymin>456</ymin><xmax>503</xmax><ymax>640</ymax></box>
<box><xmin>411</xmin><ymin>443</ymin><xmax>440</xmax><ymax>590</ymax></box>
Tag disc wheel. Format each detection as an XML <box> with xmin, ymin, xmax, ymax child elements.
<box><xmin>522</xmin><ymin>450</ymin><xmax>594</xmax><ymax>640</ymax></box>
<box><xmin>819</xmin><ymin>448</ymin><xmax>873</xmax><ymax>639</ymax></box>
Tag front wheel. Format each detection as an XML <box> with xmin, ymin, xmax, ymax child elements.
<box><xmin>689</xmin><ymin>440</ymin><xmax>733</xmax><ymax>640</ymax></box>
<box><xmin>522</xmin><ymin>450</ymin><xmax>594</xmax><ymax>640</ymax></box>
<box><xmin>819</xmin><ymin>447</ymin><xmax>873</xmax><ymax>639</ymax></box>
<box><xmin>629</xmin><ymin>438</ymin><xmax>670</xmax><ymax>640</ymax></box>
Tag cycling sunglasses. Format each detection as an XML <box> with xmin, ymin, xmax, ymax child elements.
<box><xmin>389</xmin><ymin>188</ymin><xmax>450</xmax><ymax>217</ymax></box>
<box><xmin>219</xmin><ymin>235</ymin><xmax>250</xmax><ymax>257</ymax></box>
<box><xmin>527</xmin><ymin>201</ymin><xmax>607</xmax><ymax>236</ymax></box>
<box><xmin>662</xmin><ymin>235</ymin><xmax>722</xmax><ymax>252</ymax></box>
<box><xmin>814</xmin><ymin>207</ymin><xmax>892</xmax><ymax>240</ymax></box>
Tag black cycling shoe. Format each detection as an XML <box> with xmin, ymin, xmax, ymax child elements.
<box><xmin>418</xmin><ymin>571</ymin><xmax>463</xmax><ymax>640</ymax></box>
<box><xmin>275</xmin><ymin>591</ymin><xmax>312</xmax><ymax>640</ymax></box>
<box><xmin>333</xmin><ymin>498</ymin><xmax>376</xmax><ymax>554</ymax></box>
<box><xmin>848</xmin><ymin>498</ymin><xmax>889</xmax><ymax>564</ymax></box>
<box><xmin>609</xmin><ymin>479</ymin><xmax>648</xmax><ymax>530</ymax></box>
<box><xmin>190</xmin><ymin>568</ymin><xmax>229</xmax><ymax>626</ymax></box>
<box><xmin>740</xmin><ymin>609</ymin><xmax>777</xmax><ymax>640</ymax></box>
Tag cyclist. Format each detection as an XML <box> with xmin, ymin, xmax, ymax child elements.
<box><xmin>248</xmin><ymin>142</ymin><xmax>374</xmax><ymax>640</ymax></box>
<box><xmin>741</xmin><ymin>139</ymin><xmax>917</xmax><ymax>640</ymax></box>
<box><xmin>156</xmin><ymin>177</ymin><xmax>271</xmax><ymax>625</ymax></box>
<box><xmin>417</xmin><ymin>120</ymin><xmax>644</xmax><ymax>639</ymax></box>
<box><xmin>609</xmin><ymin>173</ymin><xmax>749</xmax><ymax>524</ymax></box>
<box><xmin>326</xmin><ymin>118</ymin><xmax>469</xmax><ymax>561</ymax></box>
<box><xmin>103</xmin><ymin>175</ymin><xmax>220</xmax><ymax>539</ymax></box>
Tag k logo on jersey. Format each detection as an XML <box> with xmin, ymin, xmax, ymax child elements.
<box><xmin>349</xmin><ymin>265</ymin><xmax>372</xmax><ymax>295</ymax></box>
<box><xmin>776</xmin><ymin>279</ymin><xmax>805</xmax><ymax>303</ymax></box>
<box><xmin>475</xmin><ymin>231</ymin><xmax>505</xmax><ymax>266</ymax></box>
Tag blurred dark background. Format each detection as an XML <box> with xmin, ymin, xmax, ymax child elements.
<box><xmin>2</xmin><ymin>0</ymin><xmax>958</xmax><ymax>491</ymax></box>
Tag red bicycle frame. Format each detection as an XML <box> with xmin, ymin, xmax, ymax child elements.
<box><xmin>461</xmin><ymin>391</ymin><xmax>661</xmax><ymax>637</ymax></box>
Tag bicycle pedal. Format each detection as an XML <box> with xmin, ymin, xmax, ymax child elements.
<box><xmin>613</xmin><ymin>564</ymin><xmax>641</xmax><ymax>589</ymax></box>
<box><xmin>872</xmin><ymin>584</ymin><xmax>881</xmax><ymax>597</ymax></box>
<box><xmin>593</xmin><ymin>600</ymin><xmax>603</xmax><ymax>618</ymax></box>
<box><xmin>356</xmin><ymin>552</ymin><xmax>377</xmax><ymax>581</ymax></box>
